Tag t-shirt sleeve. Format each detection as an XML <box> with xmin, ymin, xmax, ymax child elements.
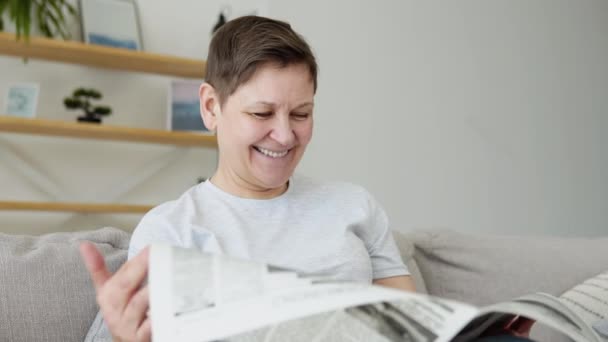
<box><xmin>128</xmin><ymin>200</ymin><xmax>223</xmax><ymax>260</ymax></box>
<box><xmin>128</xmin><ymin>207</ymin><xmax>182</xmax><ymax>260</ymax></box>
<box><xmin>360</xmin><ymin>190</ymin><xmax>410</xmax><ymax>280</ymax></box>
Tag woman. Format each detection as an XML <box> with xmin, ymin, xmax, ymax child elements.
<box><xmin>82</xmin><ymin>16</ymin><xmax>415</xmax><ymax>342</ymax></box>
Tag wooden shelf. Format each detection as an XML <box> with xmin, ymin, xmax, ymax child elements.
<box><xmin>0</xmin><ymin>201</ymin><xmax>152</xmax><ymax>214</ymax></box>
<box><xmin>0</xmin><ymin>115</ymin><xmax>217</xmax><ymax>147</ymax></box>
<box><xmin>0</xmin><ymin>32</ymin><xmax>206</xmax><ymax>78</ymax></box>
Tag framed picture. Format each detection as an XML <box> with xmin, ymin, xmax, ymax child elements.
<box><xmin>167</xmin><ymin>80</ymin><xmax>211</xmax><ymax>134</ymax></box>
<box><xmin>79</xmin><ymin>0</ymin><xmax>143</xmax><ymax>50</ymax></box>
<box><xmin>4</xmin><ymin>83</ymin><xmax>39</xmax><ymax>118</ymax></box>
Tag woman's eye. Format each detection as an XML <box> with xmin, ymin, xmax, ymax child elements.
<box><xmin>252</xmin><ymin>112</ymin><xmax>272</xmax><ymax>119</ymax></box>
<box><xmin>292</xmin><ymin>113</ymin><xmax>310</xmax><ymax>120</ymax></box>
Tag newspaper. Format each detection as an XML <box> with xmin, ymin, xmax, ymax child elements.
<box><xmin>149</xmin><ymin>244</ymin><xmax>606</xmax><ymax>342</ymax></box>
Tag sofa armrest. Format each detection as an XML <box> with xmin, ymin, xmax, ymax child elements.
<box><xmin>0</xmin><ymin>227</ymin><xmax>129</xmax><ymax>342</ymax></box>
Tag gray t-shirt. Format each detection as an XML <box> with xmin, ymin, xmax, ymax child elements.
<box><xmin>85</xmin><ymin>175</ymin><xmax>408</xmax><ymax>341</ymax></box>
<box><xmin>129</xmin><ymin>175</ymin><xmax>408</xmax><ymax>282</ymax></box>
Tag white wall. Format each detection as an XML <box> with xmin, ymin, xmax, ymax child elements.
<box><xmin>1</xmin><ymin>1</ymin><xmax>607</xmax><ymax>236</ymax></box>
<box><xmin>271</xmin><ymin>0</ymin><xmax>608</xmax><ymax>236</ymax></box>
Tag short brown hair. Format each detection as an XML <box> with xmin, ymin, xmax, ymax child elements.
<box><xmin>204</xmin><ymin>16</ymin><xmax>318</xmax><ymax>105</ymax></box>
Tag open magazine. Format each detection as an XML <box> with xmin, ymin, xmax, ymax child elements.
<box><xmin>149</xmin><ymin>244</ymin><xmax>608</xmax><ymax>342</ymax></box>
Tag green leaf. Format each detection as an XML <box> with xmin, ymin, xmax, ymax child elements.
<box><xmin>37</xmin><ymin>0</ymin><xmax>75</xmax><ymax>40</ymax></box>
<box><xmin>48</xmin><ymin>0</ymin><xmax>65</xmax><ymax>23</ymax></box>
<box><xmin>40</xmin><ymin>21</ymin><xmax>51</xmax><ymax>37</ymax></box>
<box><xmin>43</xmin><ymin>9</ymin><xmax>62</xmax><ymax>36</ymax></box>
<box><xmin>23</xmin><ymin>1</ymin><xmax>31</xmax><ymax>39</ymax></box>
<box><xmin>65</xmin><ymin>2</ymin><xmax>76</xmax><ymax>16</ymax></box>
<box><xmin>44</xmin><ymin>2</ymin><xmax>63</xmax><ymax>35</ymax></box>
<box><xmin>52</xmin><ymin>0</ymin><xmax>76</xmax><ymax>18</ymax></box>
<box><xmin>73</xmin><ymin>88</ymin><xmax>88</xmax><ymax>97</ymax></box>
<box><xmin>64</xmin><ymin>97</ymin><xmax>83</xmax><ymax>109</ymax></box>
<box><xmin>93</xmin><ymin>106</ymin><xmax>112</xmax><ymax>115</ymax></box>
<box><xmin>8</xmin><ymin>0</ymin><xmax>17</xmax><ymax>19</ymax></box>
<box><xmin>36</xmin><ymin>2</ymin><xmax>47</xmax><ymax>36</ymax></box>
<box><xmin>1</xmin><ymin>0</ymin><xmax>77</xmax><ymax>40</ymax></box>
<box><xmin>8</xmin><ymin>0</ymin><xmax>19</xmax><ymax>38</ymax></box>
<box><xmin>88</xmin><ymin>89</ymin><xmax>102</xmax><ymax>99</ymax></box>
<box><xmin>13</xmin><ymin>0</ymin><xmax>32</xmax><ymax>41</ymax></box>
<box><xmin>0</xmin><ymin>0</ymin><xmax>9</xmax><ymax>27</ymax></box>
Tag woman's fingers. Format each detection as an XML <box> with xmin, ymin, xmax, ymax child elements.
<box><xmin>79</xmin><ymin>244</ymin><xmax>152</xmax><ymax>342</ymax></box>
<box><xmin>80</xmin><ymin>242</ymin><xmax>112</xmax><ymax>291</ymax></box>
<box><xmin>136</xmin><ymin>318</ymin><xmax>152</xmax><ymax>342</ymax></box>
<box><xmin>122</xmin><ymin>285</ymin><xmax>150</xmax><ymax>333</ymax></box>
<box><xmin>100</xmin><ymin>247</ymin><xmax>150</xmax><ymax>315</ymax></box>
<box><xmin>109</xmin><ymin>285</ymin><xmax>151</xmax><ymax>342</ymax></box>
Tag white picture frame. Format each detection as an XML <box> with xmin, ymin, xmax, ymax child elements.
<box><xmin>167</xmin><ymin>80</ymin><xmax>211</xmax><ymax>134</ymax></box>
<box><xmin>79</xmin><ymin>0</ymin><xmax>143</xmax><ymax>50</ymax></box>
<box><xmin>4</xmin><ymin>83</ymin><xmax>40</xmax><ymax>118</ymax></box>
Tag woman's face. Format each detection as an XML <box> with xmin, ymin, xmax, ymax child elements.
<box><xmin>204</xmin><ymin>63</ymin><xmax>315</xmax><ymax>196</ymax></box>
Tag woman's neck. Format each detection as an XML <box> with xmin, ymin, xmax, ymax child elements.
<box><xmin>209</xmin><ymin>170</ymin><xmax>288</xmax><ymax>199</ymax></box>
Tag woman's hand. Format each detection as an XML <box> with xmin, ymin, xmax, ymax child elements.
<box><xmin>373</xmin><ymin>275</ymin><xmax>417</xmax><ymax>292</ymax></box>
<box><xmin>80</xmin><ymin>242</ymin><xmax>152</xmax><ymax>342</ymax></box>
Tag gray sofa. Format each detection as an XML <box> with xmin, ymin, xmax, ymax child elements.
<box><xmin>1</xmin><ymin>227</ymin><xmax>607</xmax><ymax>342</ymax></box>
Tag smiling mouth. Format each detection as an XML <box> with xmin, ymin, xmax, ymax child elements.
<box><xmin>253</xmin><ymin>146</ymin><xmax>290</xmax><ymax>158</ymax></box>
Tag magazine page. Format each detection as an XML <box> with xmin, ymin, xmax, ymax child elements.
<box><xmin>149</xmin><ymin>244</ymin><xmax>480</xmax><ymax>342</ymax></box>
<box><xmin>521</xmin><ymin>293</ymin><xmax>602</xmax><ymax>341</ymax></box>
<box><xmin>559</xmin><ymin>271</ymin><xmax>608</xmax><ymax>342</ymax></box>
<box><xmin>228</xmin><ymin>296</ymin><xmax>480</xmax><ymax>342</ymax></box>
<box><xmin>457</xmin><ymin>293</ymin><xmax>601</xmax><ymax>342</ymax></box>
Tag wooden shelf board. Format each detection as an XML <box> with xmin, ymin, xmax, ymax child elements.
<box><xmin>0</xmin><ymin>201</ymin><xmax>153</xmax><ymax>214</ymax></box>
<box><xmin>0</xmin><ymin>115</ymin><xmax>217</xmax><ymax>147</ymax></box>
<box><xmin>0</xmin><ymin>32</ymin><xmax>206</xmax><ymax>78</ymax></box>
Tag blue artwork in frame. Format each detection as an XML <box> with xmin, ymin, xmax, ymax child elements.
<box><xmin>167</xmin><ymin>80</ymin><xmax>211</xmax><ymax>134</ymax></box>
<box><xmin>4</xmin><ymin>83</ymin><xmax>39</xmax><ymax>118</ymax></box>
<box><xmin>80</xmin><ymin>0</ymin><xmax>142</xmax><ymax>50</ymax></box>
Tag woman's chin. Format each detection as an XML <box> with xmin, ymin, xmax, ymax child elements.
<box><xmin>255</xmin><ymin>174</ymin><xmax>291</xmax><ymax>191</ymax></box>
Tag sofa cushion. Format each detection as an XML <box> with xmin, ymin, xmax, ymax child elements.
<box><xmin>405</xmin><ymin>230</ymin><xmax>608</xmax><ymax>305</ymax></box>
<box><xmin>392</xmin><ymin>230</ymin><xmax>428</xmax><ymax>293</ymax></box>
<box><xmin>0</xmin><ymin>227</ymin><xmax>129</xmax><ymax>342</ymax></box>
<box><xmin>406</xmin><ymin>230</ymin><xmax>608</xmax><ymax>341</ymax></box>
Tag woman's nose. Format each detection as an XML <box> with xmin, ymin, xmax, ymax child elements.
<box><xmin>269</xmin><ymin>116</ymin><xmax>295</xmax><ymax>146</ymax></box>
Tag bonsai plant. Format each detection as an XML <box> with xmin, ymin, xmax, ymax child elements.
<box><xmin>64</xmin><ymin>88</ymin><xmax>112</xmax><ymax>124</ymax></box>
<box><xmin>0</xmin><ymin>0</ymin><xmax>77</xmax><ymax>40</ymax></box>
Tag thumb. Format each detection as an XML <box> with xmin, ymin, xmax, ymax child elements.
<box><xmin>79</xmin><ymin>241</ymin><xmax>112</xmax><ymax>291</ymax></box>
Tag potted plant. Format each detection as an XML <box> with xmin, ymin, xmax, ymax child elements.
<box><xmin>64</xmin><ymin>88</ymin><xmax>112</xmax><ymax>124</ymax></box>
<box><xmin>0</xmin><ymin>0</ymin><xmax>77</xmax><ymax>40</ymax></box>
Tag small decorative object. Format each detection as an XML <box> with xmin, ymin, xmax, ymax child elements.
<box><xmin>167</xmin><ymin>79</ymin><xmax>210</xmax><ymax>134</ymax></box>
<box><xmin>4</xmin><ymin>83</ymin><xmax>40</xmax><ymax>118</ymax></box>
<box><xmin>79</xmin><ymin>0</ymin><xmax>143</xmax><ymax>50</ymax></box>
<box><xmin>64</xmin><ymin>88</ymin><xmax>112</xmax><ymax>123</ymax></box>
<box><xmin>211</xmin><ymin>5</ymin><xmax>231</xmax><ymax>34</ymax></box>
<box><xmin>0</xmin><ymin>0</ymin><xmax>77</xmax><ymax>40</ymax></box>
<box><xmin>211</xmin><ymin>12</ymin><xmax>227</xmax><ymax>34</ymax></box>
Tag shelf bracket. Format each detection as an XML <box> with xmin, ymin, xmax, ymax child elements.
<box><xmin>52</xmin><ymin>147</ymin><xmax>190</xmax><ymax>230</ymax></box>
<box><xmin>0</xmin><ymin>137</ymin><xmax>73</xmax><ymax>201</ymax></box>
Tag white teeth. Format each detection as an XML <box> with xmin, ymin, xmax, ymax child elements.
<box><xmin>257</xmin><ymin>147</ymin><xmax>289</xmax><ymax>158</ymax></box>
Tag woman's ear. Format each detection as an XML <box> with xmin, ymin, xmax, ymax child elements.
<box><xmin>199</xmin><ymin>82</ymin><xmax>220</xmax><ymax>132</ymax></box>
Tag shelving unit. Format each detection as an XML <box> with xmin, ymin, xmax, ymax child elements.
<box><xmin>0</xmin><ymin>33</ymin><xmax>214</xmax><ymax>214</ymax></box>
<box><xmin>0</xmin><ymin>32</ymin><xmax>206</xmax><ymax>77</ymax></box>
<box><xmin>0</xmin><ymin>116</ymin><xmax>217</xmax><ymax>147</ymax></box>
<box><xmin>0</xmin><ymin>201</ymin><xmax>152</xmax><ymax>214</ymax></box>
